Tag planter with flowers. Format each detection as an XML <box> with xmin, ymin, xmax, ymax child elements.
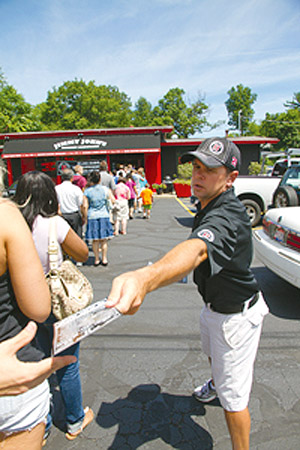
<box><xmin>152</xmin><ymin>183</ymin><xmax>167</xmax><ymax>195</ymax></box>
<box><xmin>173</xmin><ymin>162</ymin><xmax>192</xmax><ymax>197</ymax></box>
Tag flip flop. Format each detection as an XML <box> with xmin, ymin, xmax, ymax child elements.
<box><xmin>65</xmin><ymin>407</ymin><xmax>94</xmax><ymax>441</ymax></box>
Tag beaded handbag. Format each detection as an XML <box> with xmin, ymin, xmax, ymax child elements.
<box><xmin>46</xmin><ymin>217</ymin><xmax>93</xmax><ymax>320</ymax></box>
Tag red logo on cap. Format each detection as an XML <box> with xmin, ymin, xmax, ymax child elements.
<box><xmin>231</xmin><ymin>157</ymin><xmax>238</xmax><ymax>168</ymax></box>
<box><xmin>209</xmin><ymin>141</ymin><xmax>224</xmax><ymax>154</ymax></box>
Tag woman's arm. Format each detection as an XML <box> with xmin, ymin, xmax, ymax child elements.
<box><xmin>1</xmin><ymin>202</ymin><xmax>51</xmax><ymax>322</ymax></box>
<box><xmin>108</xmin><ymin>189</ymin><xmax>115</xmax><ymax>204</ymax></box>
<box><xmin>82</xmin><ymin>195</ymin><xmax>89</xmax><ymax>223</ymax></box>
<box><xmin>61</xmin><ymin>228</ymin><xmax>89</xmax><ymax>262</ymax></box>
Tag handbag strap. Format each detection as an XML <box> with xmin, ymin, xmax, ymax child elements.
<box><xmin>48</xmin><ymin>216</ymin><xmax>59</xmax><ymax>271</ymax></box>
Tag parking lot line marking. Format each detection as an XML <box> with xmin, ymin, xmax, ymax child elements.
<box><xmin>176</xmin><ymin>198</ymin><xmax>196</xmax><ymax>216</ymax></box>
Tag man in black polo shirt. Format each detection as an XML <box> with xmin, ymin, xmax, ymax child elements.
<box><xmin>107</xmin><ymin>137</ymin><xmax>269</xmax><ymax>449</ymax></box>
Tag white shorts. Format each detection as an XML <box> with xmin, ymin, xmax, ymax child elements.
<box><xmin>0</xmin><ymin>380</ymin><xmax>50</xmax><ymax>434</ymax></box>
<box><xmin>200</xmin><ymin>293</ymin><xmax>269</xmax><ymax>412</ymax></box>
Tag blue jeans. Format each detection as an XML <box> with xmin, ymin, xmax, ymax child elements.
<box><xmin>37</xmin><ymin>314</ymin><xmax>85</xmax><ymax>434</ymax></box>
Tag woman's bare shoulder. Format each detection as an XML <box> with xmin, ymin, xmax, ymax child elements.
<box><xmin>0</xmin><ymin>199</ymin><xmax>26</xmax><ymax>228</ymax></box>
<box><xmin>0</xmin><ymin>198</ymin><xmax>18</xmax><ymax>214</ymax></box>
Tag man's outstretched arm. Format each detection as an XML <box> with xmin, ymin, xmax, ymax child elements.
<box><xmin>106</xmin><ymin>238</ymin><xmax>207</xmax><ymax>315</ymax></box>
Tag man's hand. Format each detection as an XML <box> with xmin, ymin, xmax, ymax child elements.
<box><xmin>106</xmin><ymin>269</ymin><xmax>148</xmax><ymax>315</ymax></box>
<box><xmin>0</xmin><ymin>321</ymin><xmax>76</xmax><ymax>396</ymax></box>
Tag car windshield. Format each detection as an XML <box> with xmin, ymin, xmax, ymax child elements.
<box><xmin>281</xmin><ymin>166</ymin><xmax>300</xmax><ymax>190</ymax></box>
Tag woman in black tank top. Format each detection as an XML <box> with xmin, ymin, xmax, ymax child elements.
<box><xmin>0</xmin><ymin>197</ymin><xmax>51</xmax><ymax>448</ymax></box>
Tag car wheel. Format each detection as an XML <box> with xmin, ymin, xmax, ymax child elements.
<box><xmin>241</xmin><ymin>199</ymin><xmax>261</xmax><ymax>227</ymax></box>
<box><xmin>272</xmin><ymin>186</ymin><xmax>299</xmax><ymax>208</ymax></box>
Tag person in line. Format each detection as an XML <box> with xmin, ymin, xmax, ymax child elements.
<box><xmin>14</xmin><ymin>171</ymin><xmax>94</xmax><ymax>443</ymax></box>
<box><xmin>99</xmin><ymin>160</ymin><xmax>116</xmax><ymax>191</ymax></box>
<box><xmin>107</xmin><ymin>137</ymin><xmax>269</xmax><ymax>450</ymax></box>
<box><xmin>125</xmin><ymin>172</ymin><xmax>138</xmax><ymax>219</ymax></box>
<box><xmin>55</xmin><ymin>169</ymin><xmax>85</xmax><ymax>238</ymax></box>
<box><xmin>136</xmin><ymin>167</ymin><xmax>148</xmax><ymax>212</ymax></box>
<box><xmin>113</xmin><ymin>177</ymin><xmax>131</xmax><ymax>236</ymax></box>
<box><xmin>0</xmin><ymin>193</ymin><xmax>52</xmax><ymax>449</ymax></box>
<box><xmin>72</xmin><ymin>165</ymin><xmax>87</xmax><ymax>191</ymax></box>
<box><xmin>131</xmin><ymin>168</ymin><xmax>141</xmax><ymax>213</ymax></box>
<box><xmin>116</xmin><ymin>164</ymin><xmax>125</xmax><ymax>179</ymax></box>
<box><xmin>0</xmin><ymin>321</ymin><xmax>76</xmax><ymax>397</ymax></box>
<box><xmin>83</xmin><ymin>171</ymin><xmax>115</xmax><ymax>266</ymax></box>
<box><xmin>99</xmin><ymin>160</ymin><xmax>116</xmax><ymax>224</ymax></box>
<box><xmin>138</xmin><ymin>183</ymin><xmax>153</xmax><ymax>219</ymax></box>
<box><xmin>112</xmin><ymin>169</ymin><xmax>118</xmax><ymax>185</ymax></box>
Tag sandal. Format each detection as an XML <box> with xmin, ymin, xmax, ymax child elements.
<box><xmin>65</xmin><ymin>406</ymin><xmax>94</xmax><ymax>441</ymax></box>
<box><xmin>42</xmin><ymin>429</ymin><xmax>51</xmax><ymax>447</ymax></box>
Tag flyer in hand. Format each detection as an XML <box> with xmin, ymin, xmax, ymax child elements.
<box><xmin>52</xmin><ymin>299</ymin><xmax>121</xmax><ymax>355</ymax></box>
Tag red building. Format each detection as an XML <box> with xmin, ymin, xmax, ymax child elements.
<box><xmin>0</xmin><ymin>127</ymin><xmax>279</xmax><ymax>185</ymax></box>
<box><xmin>0</xmin><ymin>127</ymin><xmax>173</xmax><ymax>186</ymax></box>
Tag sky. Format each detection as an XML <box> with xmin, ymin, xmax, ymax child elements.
<box><xmin>0</xmin><ymin>0</ymin><xmax>300</xmax><ymax>137</ymax></box>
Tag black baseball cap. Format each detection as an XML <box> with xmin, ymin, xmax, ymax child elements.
<box><xmin>181</xmin><ymin>137</ymin><xmax>241</xmax><ymax>171</ymax></box>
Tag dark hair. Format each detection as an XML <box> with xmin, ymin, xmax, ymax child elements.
<box><xmin>117</xmin><ymin>176</ymin><xmax>126</xmax><ymax>184</ymax></box>
<box><xmin>13</xmin><ymin>171</ymin><xmax>59</xmax><ymax>230</ymax></box>
<box><xmin>88</xmin><ymin>170</ymin><xmax>101</xmax><ymax>185</ymax></box>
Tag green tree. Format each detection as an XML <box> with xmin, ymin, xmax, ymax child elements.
<box><xmin>152</xmin><ymin>88</ymin><xmax>211</xmax><ymax>138</ymax></box>
<box><xmin>132</xmin><ymin>97</ymin><xmax>153</xmax><ymax>126</ymax></box>
<box><xmin>225</xmin><ymin>84</ymin><xmax>257</xmax><ymax>135</ymax></box>
<box><xmin>284</xmin><ymin>92</ymin><xmax>300</xmax><ymax>110</ymax></box>
<box><xmin>37</xmin><ymin>79</ymin><xmax>133</xmax><ymax>130</ymax></box>
<box><xmin>0</xmin><ymin>69</ymin><xmax>41</xmax><ymax>133</ymax></box>
<box><xmin>259</xmin><ymin>109</ymin><xmax>300</xmax><ymax>149</ymax></box>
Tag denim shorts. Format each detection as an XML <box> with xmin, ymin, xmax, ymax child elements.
<box><xmin>0</xmin><ymin>380</ymin><xmax>50</xmax><ymax>434</ymax></box>
<box><xmin>200</xmin><ymin>293</ymin><xmax>269</xmax><ymax>412</ymax></box>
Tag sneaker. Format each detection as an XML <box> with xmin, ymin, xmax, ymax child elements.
<box><xmin>193</xmin><ymin>379</ymin><xmax>217</xmax><ymax>403</ymax></box>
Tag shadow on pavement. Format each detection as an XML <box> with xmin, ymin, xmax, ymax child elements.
<box><xmin>252</xmin><ymin>266</ymin><xmax>300</xmax><ymax>320</ymax></box>
<box><xmin>97</xmin><ymin>383</ymin><xmax>215</xmax><ymax>449</ymax></box>
<box><xmin>175</xmin><ymin>216</ymin><xmax>194</xmax><ymax>228</ymax></box>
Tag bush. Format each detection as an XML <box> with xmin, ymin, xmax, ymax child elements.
<box><xmin>177</xmin><ymin>162</ymin><xmax>192</xmax><ymax>179</ymax></box>
<box><xmin>173</xmin><ymin>178</ymin><xmax>191</xmax><ymax>185</ymax></box>
<box><xmin>248</xmin><ymin>162</ymin><xmax>263</xmax><ymax>175</ymax></box>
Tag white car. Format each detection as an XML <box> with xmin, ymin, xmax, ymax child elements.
<box><xmin>253</xmin><ymin>207</ymin><xmax>300</xmax><ymax>289</ymax></box>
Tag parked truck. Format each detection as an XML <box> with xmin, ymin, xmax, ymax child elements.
<box><xmin>233</xmin><ymin>175</ymin><xmax>281</xmax><ymax>227</ymax></box>
<box><xmin>233</xmin><ymin>149</ymin><xmax>300</xmax><ymax>226</ymax></box>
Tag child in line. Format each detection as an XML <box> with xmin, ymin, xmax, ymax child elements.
<box><xmin>138</xmin><ymin>183</ymin><xmax>153</xmax><ymax>219</ymax></box>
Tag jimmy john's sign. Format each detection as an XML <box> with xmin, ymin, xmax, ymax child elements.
<box><xmin>53</xmin><ymin>138</ymin><xmax>108</xmax><ymax>151</ymax></box>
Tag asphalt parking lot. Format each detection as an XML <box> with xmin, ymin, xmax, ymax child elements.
<box><xmin>45</xmin><ymin>195</ymin><xmax>300</xmax><ymax>450</ymax></box>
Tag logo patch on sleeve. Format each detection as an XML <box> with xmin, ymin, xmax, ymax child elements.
<box><xmin>197</xmin><ymin>229</ymin><xmax>215</xmax><ymax>242</ymax></box>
